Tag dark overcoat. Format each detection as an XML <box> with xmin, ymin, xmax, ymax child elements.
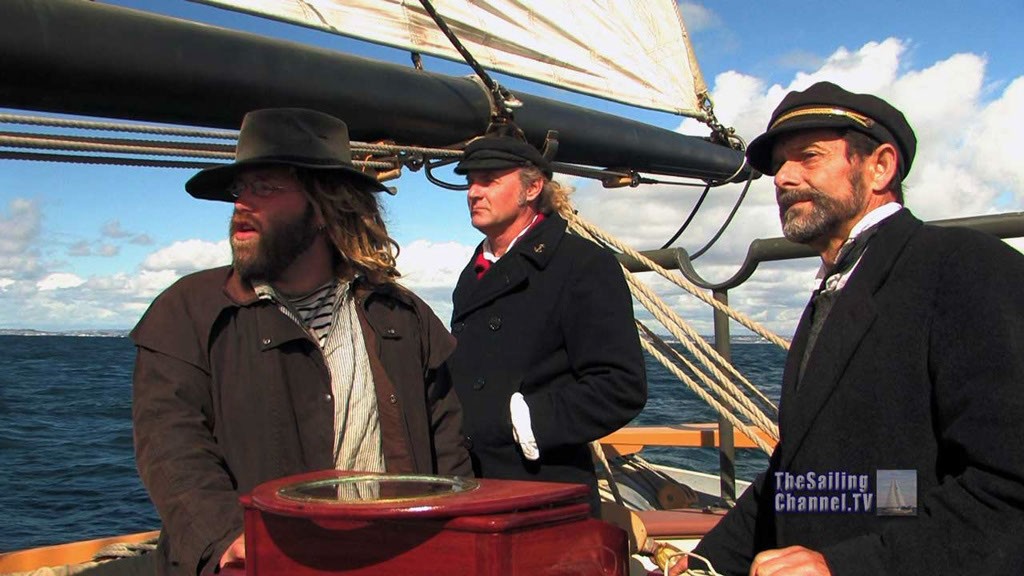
<box><xmin>446</xmin><ymin>213</ymin><xmax>646</xmax><ymax>504</ymax></box>
<box><xmin>131</xmin><ymin>267</ymin><xmax>471</xmax><ymax>575</ymax></box>
<box><xmin>695</xmin><ymin>209</ymin><xmax>1024</xmax><ymax>575</ymax></box>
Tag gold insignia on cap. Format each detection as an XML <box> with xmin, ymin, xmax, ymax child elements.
<box><xmin>534</xmin><ymin>243</ymin><xmax>545</xmax><ymax>253</ymax></box>
<box><xmin>771</xmin><ymin>106</ymin><xmax>875</xmax><ymax>130</ymax></box>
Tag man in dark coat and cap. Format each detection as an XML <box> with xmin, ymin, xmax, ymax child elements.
<box><xmin>128</xmin><ymin>108</ymin><xmax>471</xmax><ymax>576</ymax></box>
<box><xmin>444</xmin><ymin>135</ymin><xmax>647</xmax><ymax>515</ymax></box>
<box><xmin>687</xmin><ymin>82</ymin><xmax>1024</xmax><ymax>575</ymax></box>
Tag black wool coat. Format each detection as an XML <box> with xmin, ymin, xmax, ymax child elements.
<box><xmin>445</xmin><ymin>213</ymin><xmax>647</xmax><ymax>503</ymax></box>
<box><xmin>695</xmin><ymin>209</ymin><xmax>1024</xmax><ymax>575</ymax></box>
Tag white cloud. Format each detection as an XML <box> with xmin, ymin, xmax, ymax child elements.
<box><xmin>397</xmin><ymin>239</ymin><xmax>474</xmax><ymax>288</ymax></box>
<box><xmin>0</xmin><ymin>234</ymin><xmax>228</xmax><ymax>330</ymax></box>
<box><xmin>396</xmin><ymin>239</ymin><xmax>475</xmax><ymax>321</ymax></box>
<box><xmin>37</xmin><ymin>272</ymin><xmax>86</xmax><ymax>291</ymax></box>
<box><xmin>142</xmin><ymin>239</ymin><xmax>230</xmax><ymax>274</ymax></box>
<box><xmin>572</xmin><ymin>37</ymin><xmax>1024</xmax><ymax>337</ymax></box>
<box><xmin>966</xmin><ymin>77</ymin><xmax>1024</xmax><ymax>203</ymax></box>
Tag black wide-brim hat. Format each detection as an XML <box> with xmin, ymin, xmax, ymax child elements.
<box><xmin>746</xmin><ymin>81</ymin><xmax>917</xmax><ymax>178</ymax></box>
<box><xmin>454</xmin><ymin>136</ymin><xmax>553</xmax><ymax>180</ymax></box>
<box><xmin>185</xmin><ymin>108</ymin><xmax>391</xmax><ymax>201</ymax></box>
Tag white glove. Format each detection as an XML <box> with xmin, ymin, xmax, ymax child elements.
<box><xmin>509</xmin><ymin>392</ymin><xmax>540</xmax><ymax>461</ymax></box>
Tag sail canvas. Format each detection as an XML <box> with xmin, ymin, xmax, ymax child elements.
<box><xmin>191</xmin><ymin>0</ymin><xmax>709</xmax><ymax>117</ymax></box>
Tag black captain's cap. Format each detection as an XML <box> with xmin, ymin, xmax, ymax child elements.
<box><xmin>455</xmin><ymin>136</ymin><xmax>553</xmax><ymax>179</ymax></box>
<box><xmin>746</xmin><ymin>81</ymin><xmax>917</xmax><ymax>178</ymax></box>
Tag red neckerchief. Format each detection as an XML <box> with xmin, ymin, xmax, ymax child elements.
<box><xmin>474</xmin><ymin>213</ymin><xmax>546</xmax><ymax>279</ymax></box>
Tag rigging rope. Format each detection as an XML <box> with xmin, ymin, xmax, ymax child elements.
<box><xmin>622</xmin><ymin>263</ymin><xmax>778</xmax><ymax>421</ymax></box>
<box><xmin>690</xmin><ymin>170</ymin><xmax>754</xmax><ymax>261</ymax></box>
<box><xmin>659</xmin><ymin>184</ymin><xmax>711</xmax><ymax>249</ymax></box>
<box><xmin>417</xmin><ymin>0</ymin><xmax>520</xmax><ymax>123</ymax></box>
<box><xmin>0</xmin><ymin>113</ymin><xmax>238</xmax><ymax>139</ymax></box>
<box><xmin>636</xmin><ymin>321</ymin><xmax>777</xmax><ymax>450</ymax></box>
<box><xmin>566</xmin><ymin>213</ymin><xmax>779</xmax><ymax>449</ymax></box>
<box><xmin>569</xmin><ymin>212</ymin><xmax>790</xmax><ymax>350</ymax></box>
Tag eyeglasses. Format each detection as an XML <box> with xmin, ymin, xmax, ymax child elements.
<box><xmin>227</xmin><ymin>180</ymin><xmax>289</xmax><ymax>199</ymax></box>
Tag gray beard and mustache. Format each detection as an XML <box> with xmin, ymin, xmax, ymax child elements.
<box><xmin>777</xmin><ymin>173</ymin><xmax>865</xmax><ymax>244</ymax></box>
<box><xmin>230</xmin><ymin>202</ymin><xmax>321</xmax><ymax>283</ymax></box>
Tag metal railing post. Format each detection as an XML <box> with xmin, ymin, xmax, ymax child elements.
<box><xmin>713</xmin><ymin>288</ymin><xmax>737</xmax><ymax>504</ymax></box>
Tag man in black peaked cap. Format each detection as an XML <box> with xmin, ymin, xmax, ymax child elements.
<box><xmin>129</xmin><ymin>108</ymin><xmax>470</xmax><ymax>576</ymax></box>
<box><xmin>443</xmin><ymin>135</ymin><xmax>647</xmax><ymax>515</ymax></box>
<box><xmin>689</xmin><ymin>82</ymin><xmax>1024</xmax><ymax>575</ymax></box>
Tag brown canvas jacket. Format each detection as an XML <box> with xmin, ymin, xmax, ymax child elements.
<box><xmin>131</xmin><ymin>266</ymin><xmax>471</xmax><ymax>575</ymax></box>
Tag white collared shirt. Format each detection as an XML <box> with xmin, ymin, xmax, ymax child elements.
<box><xmin>813</xmin><ymin>202</ymin><xmax>901</xmax><ymax>294</ymax></box>
<box><xmin>481</xmin><ymin>213</ymin><xmax>541</xmax><ymax>263</ymax></box>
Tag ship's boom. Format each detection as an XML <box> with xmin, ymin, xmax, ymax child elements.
<box><xmin>0</xmin><ymin>0</ymin><xmax>748</xmax><ymax>182</ymax></box>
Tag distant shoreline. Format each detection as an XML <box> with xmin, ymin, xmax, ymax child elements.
<box><xmin>0</xmin><ymin>329</ymin><xmax>130</xmax><ymax>338</ymax></box>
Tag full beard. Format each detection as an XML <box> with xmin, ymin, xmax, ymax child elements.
<box><xmin>777</xmin><ymin>172</ymin><xmax>865</xmax><ymax>245</ymax></box>
<box><xmin>230</xmin><ymin>202</ymin><xmax>321</xmax><ymax>283</ymax></box>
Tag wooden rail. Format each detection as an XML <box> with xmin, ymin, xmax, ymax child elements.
<box><xmin>600</xmin><ymin>423</ymin><xmax>777</xmax><ymax>457</ymax></box>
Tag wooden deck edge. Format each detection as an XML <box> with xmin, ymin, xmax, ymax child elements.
<box><xmin>0</xmin><ymin>530</ymin><xmax>159</xmax><ymax>572</ymax></box>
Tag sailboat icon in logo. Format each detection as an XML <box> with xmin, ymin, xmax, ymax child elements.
<box><xmin>877</xmin><ymin>470</ymin><xmax>917</xmax><ymax>516</ymax></box>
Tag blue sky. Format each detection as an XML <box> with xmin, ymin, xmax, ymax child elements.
<box><xmin>1</xmin><ymin>0</ymin><xmax>1022</xmax><ymax>333</ymax></box>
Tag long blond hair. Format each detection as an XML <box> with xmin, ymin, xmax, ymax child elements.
<box><xmin>518</xmin><ymin>165</ymin><xmax>574</xmax><ymax>218</ymax></box>
<box><xmin>298</xmin><ymin>169</ymin><xmax>400</xmax><ymax>285</ymax></box>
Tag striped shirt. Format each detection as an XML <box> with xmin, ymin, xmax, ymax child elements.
<box><xmin>256</xmin><ymin>278</ymin><xmax>385</xmax><ymax>474</ymax></box>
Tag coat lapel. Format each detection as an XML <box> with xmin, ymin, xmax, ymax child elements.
<box><xmin>453</xmin><ymin>255</ymin><xmax>530</xmax><ymax>320</ymax></box>
<box><xmin>779</xmin><ymin>299</ymin><xmax>813</xmax><ymax>436</ymax></box>
<box><xmin>779</xmin><ymin>209</ymin><xmax>922</xmax><ymax>467</ymax></box>
<box><xmin>451</xmin><ymin>215</ymin><xmax>565</xmax><ymax>322</ymax></box>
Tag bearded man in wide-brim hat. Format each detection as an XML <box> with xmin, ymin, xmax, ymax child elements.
<box><xmin>129</xmin><ymin>108</ymin><xmax>471</xmax><ymax>576</ymax></box>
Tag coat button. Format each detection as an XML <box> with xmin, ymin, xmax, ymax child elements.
<box><xmin>323</xmin><ymin>393</ymin><xmax>333</xmax><ymax>403</ymax></box>
<box><xmin>385</xmin><ymin>327</ymin><xmax>398</xmax><ymax>337</ymax></box>
<box><xmin>389</xmin><ymin>394</ymin><xmax>398</xmax><ymax>404</ymax></box>
<box><xmin>473</xmin><ymin>377</ymin><xmax>485</xmax><ymax>390</ymax></box>
<box><xmin>488</xmin><ymin>316</ymin><xmax>502</xmax><ymax>331</ymax></box>
<box><xmin>261</xmin><ymin>338</ymin><xmax>271</xmax><ymax>345</ymax></box>
<box><xmin>465</xmin><ymin>436</ymin><xmax>473</xmax><ymax>449</ymax></box>
<box><xmin>452</xmin><ymin>321</ymin><xmax>465</xmax><ymax>334</ymax></box>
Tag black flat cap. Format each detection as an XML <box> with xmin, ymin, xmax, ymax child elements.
<box><xmin>455</xmin><ymin>136</ymin><xmax>552</xmax><ymax>179</ymax></box>
<box><xmin>186</xmin><ymin>108</ymin><xmax>391</xmax><ymax>202</ymax></box>
<box><xmin>746</xmin><ymin>81</ymin><xmax>917</xmax><ymax>178</ymax></box>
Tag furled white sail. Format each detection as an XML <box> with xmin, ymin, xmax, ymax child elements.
<box><xmin>191</xmin><ymin>0</ymin><xmax>708</xmax><ymax>118</ymax></box>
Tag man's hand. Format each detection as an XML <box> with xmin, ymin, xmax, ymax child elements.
<box><xmin>750</xmin><ymin>546</ymin><xmax>830</xmax><ymax>576</ymax></box>
<box><xmin>218</xmin><ymin>534</ymin><xmax>246</xmax><ymax>574</ymax></box>
<box><xmin>664</xmin><ymin>552</ymin><xmax>688</xmax><ymax>576</ymax></box>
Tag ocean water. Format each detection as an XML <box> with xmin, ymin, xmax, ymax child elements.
<box><xmin>0</xmin><ymin>335</ymin><xmax>784</xmax><ymax>552</ymax></box>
